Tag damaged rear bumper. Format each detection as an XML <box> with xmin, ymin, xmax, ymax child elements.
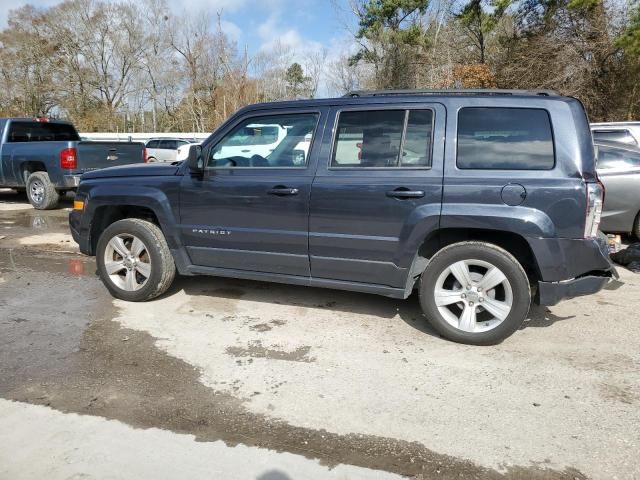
<box><xmin>537</xmin><ymin>269</ymin><xmax>622</xmax><ymax>306</ymax></box>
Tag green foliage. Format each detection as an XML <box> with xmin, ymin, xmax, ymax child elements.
<box><xmin>455</xmin><ymin>0</ymin><xmax>512</xmax><ymax>63</ymax></box>
<box><xmin>619</xmin><ymin>0</ymin><xmax>640</xmax><ymax>56</ymax></box>
<box><xmin>350</xmin><ymin>0</ymin><xmax>429</xmax><ymax>88</ymax></box>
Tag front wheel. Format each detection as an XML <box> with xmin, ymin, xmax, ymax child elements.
<box><xmin>96</xmin><ymin>218</ymin><xmax>176</xmax><ymax>301</ymax></box>
<box><xmin>419</xmin><ymin>242</ymin><xmax>531</xmax><ymax>345</ymax></box>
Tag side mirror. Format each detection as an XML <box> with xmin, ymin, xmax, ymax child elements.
<box><xmin>187</xmin><ymin>144</ymin><xmax>204</xmax><ymax>174</ymax></box>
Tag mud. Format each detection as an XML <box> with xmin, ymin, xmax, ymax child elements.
<box><xmin>0</xmin><ymin>238</ymin><xmax>586</xmax><ymax>479</ymax></box>
<box><xmin>226</xmin><ymin>342</ymin><xmax>315</xmax><ymax>363</ymax></box>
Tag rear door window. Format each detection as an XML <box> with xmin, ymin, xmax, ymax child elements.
<box><xmin>147</xmin><ymin>140</ymin><xmax>159</xmax><ymax>148</ymax></box>
<box><xmin>457</xmin><ymin>108</ymin><xmax>555</xmax><ymax>170</ymax></box>
<box><xmin>159</xmin><ymin>140</ymin><xmax>177</xmax><ymax>150</ymax></box>
<box><xmin>7</xmin><ymin>121</ymin><xmax>79</xmax><ymax>142</ymax></box>
<box><xmin>331</xmin><ymin>109</ymin><xmax>433</xmax><ymax>168</ymax></box>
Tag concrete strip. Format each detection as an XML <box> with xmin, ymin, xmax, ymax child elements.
<box><xmin>0</xmin><ymin>399</ymin><xmax>401</xmax><ymax>480</ymax></box>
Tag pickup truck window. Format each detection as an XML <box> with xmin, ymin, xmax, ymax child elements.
<box><xmin>331</xmin><ymin>109</ymin><xmax>433</xmax><ymax>168</ymax></box>
<box><xmin>209</xmin><ymin>113</ymin><xmax>319</xmax><ymax>168</ymax></box>
<box><xmin>592</xmin><ymin>129</ymin><xmax>637</xmax><ymax>146</ymax></box>
<box><xmin>457</xmin><ymin>107</ymin><xmax>555</xmax><ymax>170</ymax></box>
<box><xmin>7</xmin><ymin>121</ymin><xmax>80</xmax><ymax>143</ymax></box>
<box><xmin>597</xmin><ymin>146</ymin><xmax>640</xmax><ymax>169</ymax></box>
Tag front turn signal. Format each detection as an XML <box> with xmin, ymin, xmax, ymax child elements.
<box><xmin>73</xmin><ymin>199</ymin><xmax>85</xmax><ymax>211</ymax></box>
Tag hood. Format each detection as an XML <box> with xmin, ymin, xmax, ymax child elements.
<box><xmin>81</xmin><ymin>162</ymin><xmax>182</xmax><ymax>180</ymax></box>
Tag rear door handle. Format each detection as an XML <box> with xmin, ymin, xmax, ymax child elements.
<box><xmin>268</xmin><ymin>186</ymin><xmax>299</xmax><ymax>196</ymax></box>
<box><xmin>386</xmin><ymin>189</ymin><xmax>425</xmax><ymax>199</ymax></box>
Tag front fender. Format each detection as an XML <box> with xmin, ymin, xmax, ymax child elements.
<box><xmin>84</xmin><ymin>184</ymin><xmax>182</xmax><ymax>250</ymax></box>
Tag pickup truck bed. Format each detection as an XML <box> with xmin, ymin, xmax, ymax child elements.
<box><xmin>0</xmin><ymin>118</ymin><xmax>146</xmax><ymax>209</ymax></box>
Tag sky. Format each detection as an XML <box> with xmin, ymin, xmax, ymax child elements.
<box><xmin>0</xmin><ymin>0</ymin><xmax>356</xmax><ymax>58</ymax></box>
<box><xmin>0</xmin><ymin>0</ymin><xmax>357</xmax><ymax>96</ymax></box>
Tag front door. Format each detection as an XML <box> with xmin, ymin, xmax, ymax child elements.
<box><xmin>309</xmin><ymin>103</ymin><xmax>445</xmax><ymax>289</ymax></box>
<box><xmin>179</xmin><ymin>109</ymin><xmax>326</xmax><ymax>277</ymax></box>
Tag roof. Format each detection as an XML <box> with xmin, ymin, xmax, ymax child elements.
<box><xmin>0</xmin><ymin>117</ymin><xmax>73</xmax><ymax>124</ymax></box>
<box><xmin>591</xmin><ymin>122</ymin><xmax>640</xmax><ymax>128</ymax></box>
<box><xmin>238</xmin><ymin>89</ymin><xmax>572</xmax><ymax>114</ymax></box>
<box><xmin>345</xmin><ymin>88</ymin><xmax>560</xmax><ymax>97</ymax></box>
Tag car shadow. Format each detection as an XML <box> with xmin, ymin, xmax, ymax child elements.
<box><xmin>164</xmin><ymin>273</ymin><xmax>444</xmax><ymax>339</ymax></box>
<box><xmin>160</xmin><ymin>274</ymin><xmax>577</xmax><ymax>341</ymax></box>
<box><xmin>520</xmin><ymin>304</ymin><xmax>576</xmax><ymax>329</ymax></box>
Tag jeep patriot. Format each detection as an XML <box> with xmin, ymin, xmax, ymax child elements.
<box><xmin>69</xmin><ymin>89</ymin><xmax>619</xmax><ymax>345</ymax></box>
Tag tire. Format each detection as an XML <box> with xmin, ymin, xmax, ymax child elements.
<box><xmin>419</xmin><ymin>241</ymin><xmax>531</xmax><ymax>345</ymax></box>
<box><xmin>26</xmin><ymin>172</ymin><xmax>60</xmax><ymax>209</ymax></box>
<box><xmin>96</xmin><ymin>218</ymin><xmax>176</xmax><ymax>302</ymax></box>
<box><xmin>633</xmin><ymin>212</ymin><xmax>640</xmax><ymax>241</ymax></box>
<box><xmin>146</xmin><ymin>156</ymin><xmax>157</xmax><ymax>163</ymax></box>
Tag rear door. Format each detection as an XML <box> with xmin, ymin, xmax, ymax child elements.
<box><xmin>309</xmin><ymin>103</ymin><xmax>445</xmax><ymax>289</ymax></box>
<box><xmin>158</xmin><ymin>140</ymin><xmax>177</xmax><ymax>162</ymax></box>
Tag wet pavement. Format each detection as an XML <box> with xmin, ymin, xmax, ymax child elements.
<box><xmin>1</xmin><ymin>191</ymin><xmax>639</xmax><ymax>479</ymax></box>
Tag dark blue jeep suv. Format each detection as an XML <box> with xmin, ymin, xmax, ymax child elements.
<box><xmin>69</xmin><ymin>89</ymin><xmax>618</xmax><ymax>345</ymax></box>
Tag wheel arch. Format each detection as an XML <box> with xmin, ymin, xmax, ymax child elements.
<box><xmin>404</xmin><ymin>227</ymin><xmax>541</xmax><ymax>296</ymax></box>
<box><xmin>85</xmin><ymin>187</ymin><xmax>180</xmax><ymax>255</ymax></box>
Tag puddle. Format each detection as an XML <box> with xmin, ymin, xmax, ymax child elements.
<box><xmin>1</xmin><ymin>211</ymin><xmax>68</xmax><ymax>232</ymax></box>
<box><xmin>0</xmin><ymin>248</ymin><xmax>93</xmax><ymax>277</ymax></box>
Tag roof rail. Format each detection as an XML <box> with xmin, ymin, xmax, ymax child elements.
<box><xmin>344</xmin><ymin>89</ymin><xmax>560</xmax><ymax>98</ymax></box>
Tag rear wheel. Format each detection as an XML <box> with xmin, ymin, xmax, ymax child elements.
<box><xmin>26</xmin><ymin>171</ymin><xmax>60</xmax><ymax>209</ymax></box>
<box><xmin>633</xmin><ymin>212</ymin><xmax>640</xmax><ymax>240</ymax></box>
<box><xmin>146</xmin><ymin>156</ymin><xmax>157</xmax><ymax>163</ymax></box>
<box><xmin>419</xmin><ymin>242</ymin><xmax>531</xmax><ymax>345</ymax></box>
<box><xmin>96</xmin><ymin>218</ymin><xmax>176</xmax><ymax>301</ymax></box>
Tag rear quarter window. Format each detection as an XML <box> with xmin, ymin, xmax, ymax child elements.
<box><xmin>7</xmin><ymin>121</ymin><xmax>79</xmax><ymax>142</ymax></box>
<box><xmin>457</xmin><ymin>107</ymin><xmax>555</xmax><ymax>170</ymax></box>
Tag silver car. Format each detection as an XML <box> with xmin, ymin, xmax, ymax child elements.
<box><xmin>145</xmin><ymin>138</ymin><xmax>192</xmax><ymax>162</ymax></box>
<box><xmin>591</xmin><ymin>122</ymin><xmax>640</xmax><ymax>146</ymax></box>
<box><xmin>596</xmin><ymin>140</ymin><xmax>640</xmax><ymax>238</ymax></box>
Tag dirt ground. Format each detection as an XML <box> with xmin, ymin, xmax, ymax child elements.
<box><xmin>1</xmin><ymin>188</ymin><xmax>639</xmax><ymax>480</ymax></box>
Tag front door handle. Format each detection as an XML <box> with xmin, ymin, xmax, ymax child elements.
<box><xmin>268</xmin><ymin>186</ymin><xmax>299</xmax><ymax>196</ymax></box>
<box><xmin>386</xmin><ymin>188</ymin><xmax>425</xmax><ymax>199</ymax></box>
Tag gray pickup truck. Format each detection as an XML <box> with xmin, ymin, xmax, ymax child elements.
<box><xmin>0</xmin><ymin>118</ymin><xmax>146</xmax><ymax>209</ymax></box>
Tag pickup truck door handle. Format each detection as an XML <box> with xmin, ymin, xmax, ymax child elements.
<box><xmin>386</xmin><ymin>188</ymin><xmax>425</xmax><ymax>199</ymax></box>
<box><xmin>268</xmin><ymin>186</ymin><xmax>299</xmax><ymax>196</ymax></box>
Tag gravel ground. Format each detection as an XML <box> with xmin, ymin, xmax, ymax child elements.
<box><xmin>1</xmin><ymin>189</ymin><xmax>638</xmax><ymax>479</ymax></box>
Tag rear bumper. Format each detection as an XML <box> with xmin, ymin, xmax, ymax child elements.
<box><xmin>61</xmin><ymin>175</ymin><xmax>81</xmax><ymax>189</ymax></box>
<box><xmin>534</xmin><ymin>233</ymin><xmax>622</xmax><ymax>305</ymax></box>
<box><xmin>537</xmin><ymin>270</ymin><xmax>622</xmax><ymax>306</ymax></box>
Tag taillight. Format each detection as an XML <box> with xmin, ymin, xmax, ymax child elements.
<box><xmin>584</xmin><ymin>182</ymin><xmax>604</xmax><ymax>238</ymax></box>
<box><xmin>143</xmin><ymin>147</ymin><xmax>148</xmax><ymax>163</ymax></box>
<box><xmin>60</xmin><ymin>147</ymin><xmax>78</xmax><ymax>169</ymax></box>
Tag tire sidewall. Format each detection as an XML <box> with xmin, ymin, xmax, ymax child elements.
<box><xmin>96</xmin><ymin>220</ymin><xmax>167</xmax><ymax>302</ymax></box>
<box><xmin>419</xmin><ymin>243</ymin><xmax>531</xmax><ymax>345</ymax></box>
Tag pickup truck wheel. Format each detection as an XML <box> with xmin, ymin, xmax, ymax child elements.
<box><xmin>419</xmin><ymin>242</ymin><xmax>531</xmax><ymax>345</ymax></box>
<box><xmin>96</xmin><ymin>219</ymin><xmax>176</xmax><ymax>302</ymax></box>
<box><xmin>26</xmin><ymin>172</ymin><xmax>60</xmax><ymax>210</ymax></box>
